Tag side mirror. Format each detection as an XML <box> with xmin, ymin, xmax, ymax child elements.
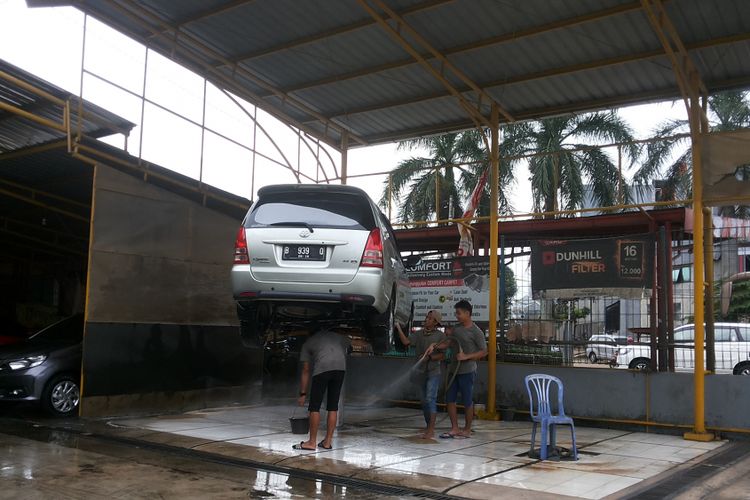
<box><xmin>404</xmin><ymin>255</ymin><xmax>422</xmax><ymax>268</ymax></box>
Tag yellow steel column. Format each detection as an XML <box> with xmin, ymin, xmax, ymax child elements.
<box><xmin>684</xmin><ymin>73</ymin><xmax>713</xmax><ymax>442</ymax></box>
<box><xmin>486</xmin><ymin>104</ymin><xmax>500</xmax><ymax>418</ymax></box>
<box><xmin>340</xmin><ymin>131</ymin><xmax>349</xmax><ymax>185</ymax></box>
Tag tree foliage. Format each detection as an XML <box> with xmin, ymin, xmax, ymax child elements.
<box><xmin>633</xmin><ymin>90</ymin><xmax>750</xmax><ymax>216</ymax></box>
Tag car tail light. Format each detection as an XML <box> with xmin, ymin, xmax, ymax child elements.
<box><xmin>360</xmin><ymin>228</ymin><xmax>383</xmax><ymax>268</ymax></box>
<box><xmin>233</xmin><ymin>227</ymin><xmax>249</xmax><ymax>264</ymax></box>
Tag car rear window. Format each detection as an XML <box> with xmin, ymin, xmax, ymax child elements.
<box><xmin>247</xmin><ymin>192</ymin><xmax>377</xmax><ymax>230</ymax></box>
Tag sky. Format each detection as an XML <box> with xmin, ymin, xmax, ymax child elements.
<box><xmin>0</xmin><ymin>0</ymin><xmax>690</xmax><ymax>220</ymax></box>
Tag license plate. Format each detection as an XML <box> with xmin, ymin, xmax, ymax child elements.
<box><xmin>282</xmin><ymin>244</ymin><xmax>326</xmax><ymax>261</ymax></box>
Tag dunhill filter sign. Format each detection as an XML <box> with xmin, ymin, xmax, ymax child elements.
<box><xmin>531</xmin><ymin>236</ymin><xmax>654</xmax><ymax>299</ymax></box>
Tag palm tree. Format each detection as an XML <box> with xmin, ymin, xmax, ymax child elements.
<box><xmin>633</xmin><ymin>90</ymin><xmax>750</xmax><ymax>216</ymax></box>
<box><xmin>515</xmin><ymin>111</ymin><xmax>639</xmax><ymax>216</ymax></box>
<box><xmin>379</xmin><ymin>131</ymin><xmax>486</xmax><ymax>224</ymax></box>
<box><xmin>382</xmin><ymin>110</ymin><xmax>637</xmax><ymax>224</ymax></box>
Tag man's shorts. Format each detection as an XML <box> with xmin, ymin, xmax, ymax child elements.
<box><xmin>308</xmin><ymin>370</ymin><xmax>345</xmax><ymax>412</ymax></box>
<box><xmin>446</xmin><ymin>372</ymin><xmax>475</xmax><ymax>408</ymax></box>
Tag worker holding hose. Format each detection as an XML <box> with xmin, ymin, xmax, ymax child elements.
<box><xmin>396</xmin><ymin>310</ymin><xmax>445</xmax><ymax>439</ymax></box>
<box><xmin>440</xmin><ymin>299</ymin><xmax>487</xmax><ymax>439</ymax></box>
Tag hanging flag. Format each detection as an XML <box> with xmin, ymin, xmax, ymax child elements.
<box><xmin>457</xmin><ymin>167</ymin><xmax>488</xmax><ymax>256</ymax></box>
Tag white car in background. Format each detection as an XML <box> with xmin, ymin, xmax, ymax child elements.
<box><xmin>586</xmin><ymin>334</ymin><xmax>630</xmax><ymax>364</ymax></box>
<box><xmin>614</xmin><ymin>323</ymin><xmax>750</xmax><ymax>375</ymax></box>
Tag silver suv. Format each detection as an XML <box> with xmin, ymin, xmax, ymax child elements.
<box><xmin>231</xmin><ymin>184</ymin><xmax>413</xmax><ymax>353</ymax></box>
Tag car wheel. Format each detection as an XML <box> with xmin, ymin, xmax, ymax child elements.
<box><xmin>588</xmin><ymin>351</ymin><xmax>598</xmax><ymax>364</ymax></box>
<box><xmin>368</xmin><ymin>294</ymin><xmax>396</xmax><ymax>354</ymax></box>
<box><xmin>238</xmin><ymin>304</ymin><xmax>271</xmax><ymax>348</ymax></box>
<box><xmin>733</xmin><ymin>362</ymin><xmax>750</xmax><ymax>376</ymax></box>
<box><xmin>629</xmin><ymin>358</ymin><xmax>651</xmax><ymax>371</ymax></box>
<box><xmin>42</xmin><ymin>374</ymin><xmax>80</xmax><ymax>417</ymax></box>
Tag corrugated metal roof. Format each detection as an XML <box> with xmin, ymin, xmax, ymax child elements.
<box><xmin>33</xmin><ymin>0</ymin><xmax>750</xmax><ymax>149</ymax></box>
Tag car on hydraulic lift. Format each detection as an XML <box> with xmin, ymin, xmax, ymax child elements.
<box><xmin>614</xmin><ymin>322</ymin><xmax>750</xmax><ymax>375</ymax></box>
<box><xmin>0</xmin><ymin>314</ymin><xmax>83</xmax><ymax>416</ymax></box>
<box><xmin>231</xmin><ymin>184</ymin><xmax>415</xmax><ymax>353</ymax></box>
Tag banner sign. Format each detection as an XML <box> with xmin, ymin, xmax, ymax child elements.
<box><xmin>406</xmin><ymin>256</ymin><xmax>496</xmax><ymax>323</ymax></box>
<box><xmin>531</xmin><ymin>236</ymin><xmax>654</xmax><ymax>299</ymax></box>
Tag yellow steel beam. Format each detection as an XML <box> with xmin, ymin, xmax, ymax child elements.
<box><xmin>147</xmin><ymin>0</ymin><xmax>255</xmax><ymax>37</ymax></box>
<box><xmin>0</xmin><ymin>188</ymin><xmax>88</xmax><ymax>222</ymax></box>
<box><xmin>642</xmin><ymin>0</ymin><xmax>713</xmax><ymax>441</ymax></box>
<box><xmin>0</xmin><ymin>68</ymin><xmax>66</xmax><ymax>106</ymax></box>
<box><xmin>340</xmin><ymin>132</ymin><xmax>349</xmax><ymax>185</ymax></box>
<box><xmin>0</xmin><ymin>140</ymin><xmax>67</xmax><ymax>162</ymax></box>
<box><xmin>0</xmin><ymin>101</ymin><xmax>66</xmax><ymax>133</ymax></box>
<box><xmin>641</xmin><ymin>0</ymin><xmax>709</xmax><ymax>121</ymax></box>
<box><xmin>0</xmin><ymin>178</ymin><xmax>90</xmax><ymax>209</ymax></box>
<box><xmin>313</xmin><ymin>32</ymin><xmax>750</xmax><ymax>123</ymax></box>
<box><xmin>356</xmin><ymin>0</ymin><xmax>512</xmax><ymax>127</ymax></box>
<box><xmin>0</xmin><ymin>185</ymin><xmax>89</xmax><ymax>223</ymax></box>
<box><xmin>225</xmin><ymin>0</ymin><xmax>453</xmax><ymax>64</ymax></box>
<box><xmin>487</xmin><ymin>104</ymin><xmax>500</xmax><ymax>418</ymax></box>
<box><xmin>283</xmin><ymin>1</ymin><xmax>645</xmax><ymax>95</ymax></box>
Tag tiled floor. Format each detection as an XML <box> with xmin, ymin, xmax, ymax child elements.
<box><xmin>111</xmin><ymin>402</ymin><xmax>726</xmax><ymax>499</ymax></box>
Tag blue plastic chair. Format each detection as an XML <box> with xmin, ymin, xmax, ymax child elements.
<box><xmin>524</xmin><ymin>374</ymin><xmax>578</xmax><ymax>460</ymax></box>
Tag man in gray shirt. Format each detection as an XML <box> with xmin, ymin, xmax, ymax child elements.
<box><xmin>396</xmin><ymin>310</ymin><xmax>445</xmax><ymax>439</ymax></box>
<box><xmin>440</xmin><ymin>299</ymin><xmax>487</xmax><ymax>439</ymax></box>
<box><xmin>294</xmin><ymin>326</ymin><xmax>350</xmax><ymax>451</ymax></box>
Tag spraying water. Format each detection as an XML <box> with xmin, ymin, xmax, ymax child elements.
<box><xmin>357</xmin><ymin>355</ymin><xmax>428</xmax><ymax>407</ymax></box>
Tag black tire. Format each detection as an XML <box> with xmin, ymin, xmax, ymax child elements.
<box><xmin>42</xmin><ymin>374</ymin><xmax>80</xmax><ymax>417</ymax></box>
<box><xmin>733</xmin><ymin>362</ymin><xmax>750</xmax><ymax>376</ymax></box>
<box><xmin>629</xmin><ymin>358</ymin><xmax>651</xmax><ymax>371</ymax></box>
<box><xmin>588</xmin><ymin>351</ymin><xmax>598</xmax><ymax>364</ymax></box>
<box><xmin>368</xmin><ymin>294</ymin><xmax>396</xmax><ymax>355</ymax></box>
<box><xmin>237</xmin><ymin>303</ymin><xmax>270</xmax><ymax>348</ymax></box>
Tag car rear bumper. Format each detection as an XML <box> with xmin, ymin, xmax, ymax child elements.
<box><xmin>235</xmin><ymin>290</ymin><xmax>376</xmax><ymax>306</ymax></box>
<box><xmin>231</xmin><ymin>265</ymin><xmax>388</xmax><ymax>313</ymax></box>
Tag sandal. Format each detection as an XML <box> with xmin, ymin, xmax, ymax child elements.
<box><xmin>439</xmin><ymin>432</ymin><xmax>456</xmax><ymax>439</ymax></box>
<box><xmin>292</xmin><ymin>442</ymin><xmax>316</xmax><ymax>451</ymax></box>
<box><xmin>317</xmin><ymin>440</ymin><xmax>332</xmax><ymax>450</ymax></box>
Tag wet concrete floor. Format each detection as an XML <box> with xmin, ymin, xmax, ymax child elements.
<box><xmin>1</xmin><ymin>401</ymin><xmax>748</xmax><ymax>499</ymax></box>
<box><xmin>0</xmin><ymin>417</ymin><xmax>422</xmax><ymax>499</ymax></box>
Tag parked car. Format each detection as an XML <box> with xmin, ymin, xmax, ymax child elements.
<box><xmin>0</xmin><ymin>314</ymin><xmax>83</xmax><ymax>416</ymax></box>
<box><xmin>614</xmin><ymin>322</ymin><xmax>750</xmax><ymax>375</ymax></box>
<box><xmin>586</xmin><ymin>334</ymin><xmax>630</xmax><ymax>363</ymax></box>
<box><xmin>231</xmin><ymin>184</ymin><xmax>414</xmax><ymax>353</ymax></box>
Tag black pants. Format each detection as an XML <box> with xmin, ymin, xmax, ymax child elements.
<box><xmin>308</xmin><ymin>370</ymin><xmax>345</xmax><ymax>412</ymax></box>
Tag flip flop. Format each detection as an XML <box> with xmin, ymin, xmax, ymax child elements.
<box><xmin>292</xmin><ymin>442</ymin><xmax>316</xmax><ymax>451</ymax></box>
<box><xmin>317</xmin><ymin>440</ymin><xmax>332</xmax><ymax>450</ymax></box>
<box><xmin>439</xmin><ymin>432</ymin><xmax>456</xmax><ymax>439</ymax></box>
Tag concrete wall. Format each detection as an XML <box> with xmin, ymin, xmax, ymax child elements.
<box><xmin>81</xmin><ymin>164</ymin><xmax>259</xmax><ymax>416</ymax></box>
<box><xmin>345</xmin><ymin>357</ymin><xmax>750</xmax><ymax>431</ymax></box>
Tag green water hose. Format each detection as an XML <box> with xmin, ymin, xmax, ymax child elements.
<box><xmin>412</xmin><ymin>333</ymin><xmax>464</xmax><ymax>426</ymax></box>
